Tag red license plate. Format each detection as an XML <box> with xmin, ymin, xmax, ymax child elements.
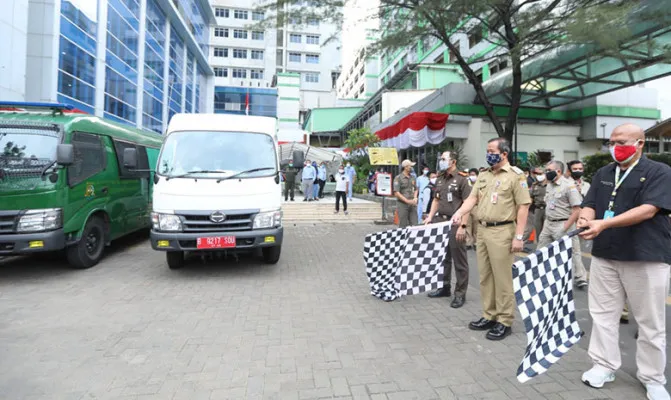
<box><xmin>196</xmin><ymin>236</ymin><xmax>236</xmax><ymax>249</ymax></box>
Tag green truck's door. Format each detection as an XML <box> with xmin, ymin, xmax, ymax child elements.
<box><xmin>111</xmin><ymin>140</ymin><xmax>151</xmax><ymax>234</ymax></box>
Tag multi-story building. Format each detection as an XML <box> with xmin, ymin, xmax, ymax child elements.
<box><xmin>208</xmin><ymin>0</ymin><xmax>342</xmax><ymax>139</ymax></box>
<box><xmin>336</xmin><ymin>41</ymin><xmax>379</xmax><ymax>101</ymax></box>
<box><xmin>0</xmin><ymin>0</ymin><xmax>215</xmax><ymax>133</ymax></box>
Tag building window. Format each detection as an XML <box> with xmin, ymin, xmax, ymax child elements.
<box><xmin>214</xmin><ymin>27</ymin><xmax>228</xmax><ymax>37</ymax></box>
<box><xmin>214</xmin><ymin>67</ymin><xmax>227</xmax><ymax>77</ymax></box>
<box><xmin>233</xmin><ymin>29</ymin><xmax>248</xmax><ymax>39</ymax></box>
<box><xmin>468</xmin><ymin>25</ymin><xmax>483</xmax><ymax>48</ymax></box>
<box><xmin>233</xmin><ymin>48</ymin><xmax>247</xmax><ymax>59</ymax></box>
<box><xmin>290</xmin><ymin>33</ymin><xmax>302</xmax><ymax>43</ymax></box>
<box><xmin>289</xmin><ymin>52</ymin><xmax>301</xmax><ymax>62</ymax></box>
<box><xmin>306</xmin><ymin>35</ymin><xmax>319</xmax><ymax>45</ymax></box>
<box><xmin>252</xmin><ymin>31</ymin><xmax>264</xmax><ymax>40</ymax></box>
<box><xmin>214</xmin><ymin>47</ymin><xmax>227</xmax><ymax>57</ymax></box>
<box><xmin>232</xmin><ymin>68</ymin><xmax>247</xmax><ymax>78</ymax></box>
<box><xmin>251</xmin><ymin>50</ymin><xmax>264</xmax><ymax>60</ymax></box>
<box><xmin>307</xmin><ymin>18</ymin><xmax>319</xmax><ymax>26</ymax></box>
<box><xmin>304</xmin><ymin>72</ymin><xmax>319</xmax><ymax>83</ymax></box>
<box><xmin>250</xmin><ymin>69</ymin><xmax>264</xmax><ymax>80</ymax></box>
<box><xmin>234</xmin><ymin>10</ymin><xmax>248</xmax><ymax>19</ymax></box>
<box><xmin>305</xmin><ymin>54</ymin><xmax>319</xmax><ymax>64</ymax></box>
<box><xmin>215</xmin><ymin>8</ymin><xmax>229</xmax><ymax>18</ymax></box>
<box><xmin>252</xmin><ymin>11</ymin><xmax>264</xmax><ymax>20</ymax></box>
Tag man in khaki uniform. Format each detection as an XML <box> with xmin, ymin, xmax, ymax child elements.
<box><xmin>452</xmin><ymin>138</ymin><xmax>531</xmax><ymax>341</ymax></box>
<box><xmin>424</xmin><ymin>151</ymin><xmax>471</xmax><ymax>308</ymax></box>
<box><xmin>537</xmin><ymin>160</ymin><xmax>588</xmax><ymax>288</ymax></box>
<box><xmin>394</xmin><ymin>159</ymin><xmax>418</xmax><ymax>228</ymax></box>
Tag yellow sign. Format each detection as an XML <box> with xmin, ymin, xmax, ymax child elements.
<box><xmin>368</xmin><ymin>148</ymin><xmax>399</xmax><ymax>166</ymax></box>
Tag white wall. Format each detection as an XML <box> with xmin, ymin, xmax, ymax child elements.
<box><xmin>381</xmin><ymin>90</ymin><xmax>435</xmax><ymax>121</ymax></box>
<box><xmin>0</xmin><ymin>0</ymin><xmax>29</xmax><ymax>101</ymax></box>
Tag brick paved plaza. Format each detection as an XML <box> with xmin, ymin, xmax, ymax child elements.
<box><xmin>0</xmin><ymin>223</ymin><xmax>652</xmax><ymax>399</ymax></box>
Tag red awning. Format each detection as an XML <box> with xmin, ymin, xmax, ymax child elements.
<box><xmin>278</xmin><ymin>140</ymin><xmax>305</xmax><ymax>145</ymax></box>
<box><xmin>375</xmin><ymin>112</ymin><xmax>448</xmax><ymax>140</ymax></box>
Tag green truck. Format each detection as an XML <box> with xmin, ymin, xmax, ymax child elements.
<box><xmin>0</xmin><ymin>102</ymin><xmax>163</xmax><ymax>268</ymax></box>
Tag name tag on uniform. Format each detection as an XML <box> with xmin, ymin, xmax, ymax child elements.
<box><xmin>604</xmin><ymin>210</ymin><xmax>615</xmax><ymax>220</ymax></box>
<box><xmin>447</xmin><ymin>192</ymin><xmax>453</xmax><ymax>202</ymax></box>
<box><xmin>491</xmin><ymin>192</ymin><xmax>498</xmax><ymax>204</ymax></box>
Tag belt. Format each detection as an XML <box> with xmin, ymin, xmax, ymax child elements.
<box><xmin>479</xmin><ymin>220</ymin><xmax>514</xmax><ymax>227</ymax></box>
<box><xmin>548</xmin><ymin>218</ymin><xmax>568</xmax><ymax>222</ymax></box>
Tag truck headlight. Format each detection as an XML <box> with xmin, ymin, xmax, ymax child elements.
<box><xmin>17</xmin><ymin>208</ymin><xmax>63</xmax><ymax>233</ymax></box>
<box><xmin>151</xmin><ymin>213</ymin><xmax>182</xmax><ymax>232</ymax></box>
<box><xmin>253</xmin><ymin>210</ymin><xmax>282</xmax><ymax>229</ymax></box>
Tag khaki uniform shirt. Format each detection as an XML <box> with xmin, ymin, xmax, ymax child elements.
<box><xmin>531</xmin><ymin>182</ymin><xmax>547</xmax><ymax>207</ymax></box>
<box><xmin>434</xmin><ymin>170</ymin><xmax>471</xmax><ymax>217</ymax></box>
<box><xmin>393</xmin><ymin>174</ymin><xmax>417</xmax><ymax>200</ymax></box>
<box><xmin>469</xmin><ymin>164</ymin><xmax>532</xmax><ymax>223</ymax></box>
<box><xmin>570</xmin><ymin>178</ymin><xmax>590</xmax><ymax>198</ymax></box>
<box><xmin>544</xmin><ymin>176</ymin><xmax>582</xmax><ymax>220</ymax></box>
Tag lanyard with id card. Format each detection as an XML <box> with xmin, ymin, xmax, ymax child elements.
<box><xmin>604</xmin><ymin>160</ymin><xmax>639</xmax><ymax>220</ymax></box>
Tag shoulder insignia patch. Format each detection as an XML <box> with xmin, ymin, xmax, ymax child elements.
<box><xmin>511</xmin><ymin>166</ymin><xmax>524</xmax><ymax>175</ymax></box>
<box><xmin>520</xmin><ymin>181</ymin><xmax>528</xmax><ymax>189</ymax></box>
<box><xmin>458</xmin><ymin>171</ymin><xmax>468</xmax><ymax>177</ymax></box>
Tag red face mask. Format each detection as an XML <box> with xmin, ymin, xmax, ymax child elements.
<box><xmin>610</xmin><ymin>142</ymin><xmax>639</xmax><ymax>163</ymax></box>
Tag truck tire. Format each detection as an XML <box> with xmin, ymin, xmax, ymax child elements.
<box><xmin>66</xmin><ymin>216</ymin><xmax>106</xmax><ymax>269</ymax></box>
<box><xmin>166</xmin><ymin>251</ymin><xmax>185</xmax><ymax>269</ymax></box>
<box><xmin>262</xmin><ymin>246</ymin><xmax>281</xmax><ymax>264</ymax></box>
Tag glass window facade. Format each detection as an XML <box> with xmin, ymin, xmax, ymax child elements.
<box><xmin>306</xmin><ymin>54</ymin><xmax>319</xmax><ymax>64</ymax></box>
<box><xmin>214</xmin><ymin>87</ymin><xmax>277</xmax><ymax>118</ymax></box>
<box><xmin>175</xmin><ymin>0</ymin><xmax>210</xmax><ymax>55</ymax></box>
<box><xmin>185</xmin><ymin>56</ymin><xmax>194</xmax><ymax>113</ymax></box>
<box><xmin>144</xmin><ymin>0</ymin><xmax>165</xmax><ymax>133</ymax></box>
<box><xmin>168</xmin><ymin>33</ymin><xmax>185</xmax><ymax>122</ymax></box>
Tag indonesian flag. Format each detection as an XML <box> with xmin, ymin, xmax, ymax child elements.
<box><xmin>245</xmin><ymin>90</ymin><xmax>250</xmax><ymax>115</ymax></box>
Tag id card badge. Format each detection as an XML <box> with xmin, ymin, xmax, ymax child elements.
<box><xmin>447</xmin><ymin>192</ymin><xmax>453</xmax><ymax>202</ymax></box>
<box><xmin>548</xmin><ymin>201</ymin><xmax>556</xmax><ymax>210</ymax></box>
<box><xmin>604</xmin><ymin>210</ymin><xmax>615</xmax><ymax>220</ymax></box>
<box><xmin>491</xmin><ymin>192</ymin><xmax>498</xmax><ymax>204</ymax></box>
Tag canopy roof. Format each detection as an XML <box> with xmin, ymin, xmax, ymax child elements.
<box><xmin>278</xmin><ymin>142</ymin><xmax>343</xmax><ymax>164</ymax></box>
<box><xmin>482</xmin><ymin>0</ymin><xmax>671</xmax><ymax>108</ymax></box>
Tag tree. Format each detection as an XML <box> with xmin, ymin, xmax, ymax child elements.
<box><xmin>343</xmin><ymin>127</ymin><xmax>380</xmax><ymax>151</ymax></box>
<box><xmin>2</xmin><ymin>142</ymin><xmax>26</xmax><ymax>158</ymax></box>
<box><xmin>254</xmin><ymin>0</ymin><xmax>658</xmax><ymax>149</ymax></box>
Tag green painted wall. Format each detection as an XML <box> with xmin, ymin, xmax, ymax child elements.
<box><xmin>305</xmin><ymin>107</ymin><xmax>363</xmax><ymax>132</ymax></box>
<box><xmin>418</xmin><ymin>68</ymin><xmax>466</xmax><ymax>90</ymax></box>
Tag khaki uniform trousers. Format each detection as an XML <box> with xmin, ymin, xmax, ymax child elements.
<box><xmin>436</xmin><ymin>216</ymin><xmax>469</xmax><ymax>297</ymax></box>
<box><xmin>397</xmin><ymin>202</ymin><xmax>417</xmax><ymax>228</ymax></box>
<box><xmin>537</xmin><ymin>220</ymin><xmax>586</xmax><ymax>282</ymax></box>
<box><xmin>588</xmin><ymin>257</ymin><xmax>670</xmax><ymax>385</ymax></box>
<box><xmin>476</xmin><ymin>222</ymin><xmax>516</xmax><ymax>327</ymax></box>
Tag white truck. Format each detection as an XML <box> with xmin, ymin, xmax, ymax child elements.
<box><xmin>149</xmin><ymin>113</ymin><xmax>285</xmax><ymax>269</ymax></box>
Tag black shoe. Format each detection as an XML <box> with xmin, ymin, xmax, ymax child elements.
<box><xmin>620</xmin><ymin>316</ymin><xmax>629</xmax><ymax>324</ymax></box>
<box><xmin>468</xmin><ymin>317</ymin><xmax>497</xmax><ymax>331</ymax></box>
<box><xmin>303</xmin><ymin>199</ymin><xmax>307</xmax><ymax>202</ymax></box>
<box><xmin>290</xmin><ymin>199</ymin><xmax>295</xmax><ymax>201</ymax></box>
<box><xmin>428</xmin><ymin>287</ymin><xmax>451</xmax><ymax>298</ymax></box>
<box><xmin>486</xmin><ymin>323</ymin><xmax>512</xmax><ymax>341</ymax></box>
<box><xmin>450</xmin><ymin>296</ymin><xmax>465</xmax><ymax>308</ymax></box>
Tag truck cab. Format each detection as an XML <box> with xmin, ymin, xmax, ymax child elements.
<box><xmin>149</xmin><ymin>113</ymin><xmax>283</xmax><ymax>269</ymax></box>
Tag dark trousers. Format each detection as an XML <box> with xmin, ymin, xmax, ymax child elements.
<box><xmin>318</xmin><ymin>179</ymin><xmax>326</xmax><ymax>197</ymax></box>
<box><xmin>438</xmin><ymin>216</ymin><xmax>469</xmax><ymax>297</ymax></box>
<box><xmin>284</xmin><ymin>181</ymin><xmax>295</xmax><ymax>200</ymax></box>
<box><xmin>335</xmin><ymin>191</ymin><xmax>347</xmax><ymax>211</ymax></box>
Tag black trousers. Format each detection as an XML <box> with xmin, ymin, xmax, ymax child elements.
<box><xmin>318</xmin><ymin>179</ymin><xmax>326</xmax><ymax>197</ymax></box>
<box><xmin>335</xmin><ymin>191</ymin><xmax>347</xmax><ymax>211</ymax></box>
<box><xmin>284</xmin><ymin>181</ymin><xmax>295</xmax><ymax>200</ymax></box>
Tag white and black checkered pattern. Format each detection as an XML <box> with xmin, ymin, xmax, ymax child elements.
<box><xmin>513</xmin><ymin>235</ymin><xmax>583</xmax><ymax>383</ymax></box>
<box><xmin>364</xmin><ymin>222</ymin><xmax>451</xmax><ymax>301</ymax></box>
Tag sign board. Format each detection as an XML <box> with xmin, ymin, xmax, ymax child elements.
<box><xmin>376</xmin><ymin>172</ymin><xmax>393</xmax><ymax>196</ymax></box>
<box><xmin>368</xmin><ymin>147</ymin><xmax>399</xmax><ymax>166</ymax></box>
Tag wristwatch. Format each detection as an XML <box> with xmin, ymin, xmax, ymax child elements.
<box><xmin>460</xmin><ymin>224</ymin><xmax>467</xmax><ymax>229</ymax></box>
<box><xmin>515</xmin><ymin>234</ymin><xmax>524</xmax><ymax>241</ymax></box>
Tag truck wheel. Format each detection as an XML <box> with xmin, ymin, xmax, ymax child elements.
<box><xmin>66</xmin><ymin>216</ymin><xmax>105</xmax><ymax>269</ymax></box>
<box><xmin>262</xmin><ymin>246</ymin><xmax>281</xmax><ymax>264</ymax></box>
<box><xmin>166</xmin><ymin>251</ymin><xmax>185</xmax><ymax>269</ymax></box>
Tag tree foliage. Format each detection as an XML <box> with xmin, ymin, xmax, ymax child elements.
<box><xmin>253</xmin><ymin>0</ymin><xmax>662</xmax><ymax>147</ymax></box>
<box><xmin>582</xmin><ymin>152</ymin><xmax>671</xmax><ymax>182</ymax></box>
<box><xmin>343</xmin><ymin>127</ymin><xmax>380</xmax><ymax>151</ymax></box>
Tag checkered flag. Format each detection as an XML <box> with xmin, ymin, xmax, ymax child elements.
<box><xmin>513</xmin><ymin>234</ymin><xmax>583</xmax><ymax>383</ymax></box>
<box><xmin>364</xmin><ymin>221</ymin><xmax>451</xmax><ymax>301</ymax></box>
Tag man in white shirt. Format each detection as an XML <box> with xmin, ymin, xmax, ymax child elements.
<box><xmin>334</xmin><ymin>165</ymin><xmax>350</xmax><ymax>215</ymax></box>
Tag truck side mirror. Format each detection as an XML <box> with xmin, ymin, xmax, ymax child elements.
<box><xmin>123</xmin><ymin>147</ymin><xmax>138</xmax><ymax>169</ymax></box>
<box><xmin>56</xmin><ymin>144</ymin><xmax>74</xmax><ymax>166</ymax></box>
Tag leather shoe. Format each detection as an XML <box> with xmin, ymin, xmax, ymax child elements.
<box><xmin>486</xmin><ymin>323</ymin><xmax>512</xmax><ymax>341</ymax></box>
<box><xmin>468</xmin><ymin>317</ymin><xmax>497</xmax><ymax>331</ymax></box>
<box><xmin>428</xmin><ymin>287</ymin><xmax>451</xmax><ymax>298</ymax></box>
<box><xmin>450</xmin><ymin>296</ymin><xmax>465</xmax><ymax>308</ymax></box>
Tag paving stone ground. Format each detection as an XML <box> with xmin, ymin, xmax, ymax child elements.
<box><xmin>0</xmin><ymin>223</ymin><xmax>650</xmax><ymax>399</ymax></box>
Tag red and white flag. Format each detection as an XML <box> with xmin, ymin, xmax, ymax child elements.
<box><xmin>245</xmin><ymin>90</ymin><xmax>250</xmax><ymax>115</ymax></box>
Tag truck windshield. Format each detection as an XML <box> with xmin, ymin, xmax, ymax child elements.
<box><xmin>0</xmin><ymin>126</ymin><xmax>61</xmax><ymax>183</ymax></box>
<box><xmin>157</xmin><ymin>130</ymin><xmax>277</xmax><ymax>179</ymax></box>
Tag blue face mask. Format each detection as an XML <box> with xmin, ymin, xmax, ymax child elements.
<box><xmin>486</xmin><ymin>153</ymin><xmax>502</xmax><ymax>166</ymax></box>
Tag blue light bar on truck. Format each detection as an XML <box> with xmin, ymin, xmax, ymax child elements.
<box><xmin>0</xmin><ymin>101</ymin><xmax>75</xmax><ymax>111</ymax></box>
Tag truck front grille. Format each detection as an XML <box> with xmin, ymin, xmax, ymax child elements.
<box><xmin>181</xmin><ymin>213</ymin><xmax>254</xmax><ymax>233</ymax></box>
<box><xmin>0</xmin><ymin>210</ymin><xmax>19</xmax><ymax>235</ymax></box>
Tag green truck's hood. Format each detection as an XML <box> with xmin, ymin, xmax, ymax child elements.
<box><xmin>0</xmin><ymin>185</ymin><xmax>62</xmax><ymax>211</ymax></box>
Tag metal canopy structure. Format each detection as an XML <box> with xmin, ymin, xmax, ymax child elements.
<box><xmin>482</xmin><ymin>0</ymin><xmax>671</xmax><ymax>109</ymax></box>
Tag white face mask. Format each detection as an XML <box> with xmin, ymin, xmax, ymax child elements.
<box><xmin>536</xmin><ymin>175</ymin><xmax>546</xmax><ymax>182</ymax></box>
<box><xmin>423</xmin><ymin>169</ymin><xmax>429</xmax><ymax>175</ymax></box>
<box><xmin>469</xmin><ymin>175</ymin><xmax>477</xmax><ymax>183</ymax></box>
<box><xmin>429</xmin><ymin>178</ymin><xmax>437</xmax><ymax>185</ymax></box>
<box><xmin>346</xmin><ymin>163</ymin><xmax>351</xmax><ymax>167</ymax></box>
<box><xmin>338</xmin><ymin>169</ymin><xmax>344</xmax><ymax>174</ymax></box>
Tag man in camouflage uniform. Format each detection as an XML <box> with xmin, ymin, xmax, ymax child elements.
<box><xmin>393</xmin><ymin>159</ymin><xmax>418</xmax><ymax>228</ymax></box>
